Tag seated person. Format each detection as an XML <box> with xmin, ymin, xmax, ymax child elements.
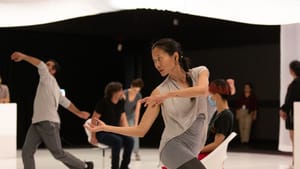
<box><xmin>162</xmin><ymin>79</ymin><xmax>234</xmax><ymax>169</ymax></box>
<box><xmin>198</xmin><ymin>79</ymin><xmax>234</xmax><ymax>159</ymax></box>
<box><xmin>90</xmin><ymin>81</ymin><xmax>134</xmax><ymax>169</ymax></box>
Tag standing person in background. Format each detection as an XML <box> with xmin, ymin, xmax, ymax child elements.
<box><xmin>0</xmin><ymin>74</ymin><xmax>10</xmax><ymax>103</ymax></box>
<box><xmin>124</xmin><ymin>78</ymin><xmax>144</xmax><ymax>161</ymax></box>
<box><xmin>235</xmin><ymin>82</ymin><xmax>258</xmax><ymax>144</ymax></box>
<box><xmin>90</xmin><ymin>81</ymin><xmax>134</xmax><ymax>169</ymax></box>
<box><xmin>85</xmin><ymin>38</ymin><xmax>209</xmax><ymax>169</ymax></box>
<box><xmin>11</xmin><ymin>51</ymin><xmax>94</xmax><ymax>169</ymax></box>
<box><xmin>280</xmin><ymin>60</ymin><xmax>300</xmax><ymax>168</ymax></box>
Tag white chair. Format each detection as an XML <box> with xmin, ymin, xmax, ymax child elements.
<box><xmin>84</xmin><ymin>119</ymin><xmax>110</xmax><ymax>169</ymax></box>
<box><xmin>201</xmin><ymin>132</ymin><xmax>237</xmax><ymax>169</ymax></box>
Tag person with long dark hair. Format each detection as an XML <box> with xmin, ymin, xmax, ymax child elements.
<box><xmin>235</xmin><ymin>82</ymin><xmax>258</xmax><ymax>144</ymax></box>
<box><xmin>85</xmin><ymin>38</ymin><xmax>210</xmax><ymax>169</ymax></box>
<box><xmin>280</xmin><ymin>60</ymin><xmax>300</xmax><ymax>168</ymax></box>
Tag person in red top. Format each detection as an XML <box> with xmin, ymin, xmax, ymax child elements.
<box><xmin>235</xmin><ymin>82</ymin><xmax>258</xmax><ymax>144</ymax></box>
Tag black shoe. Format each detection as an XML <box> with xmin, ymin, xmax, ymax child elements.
<box><xmin>85</xmin><ymin>161</ymin><xmax>94</xmax><ymax>169</ymax></box>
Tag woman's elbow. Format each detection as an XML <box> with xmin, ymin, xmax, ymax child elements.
<box><xmin>136</xmin><ymin>128</ymin><xmax>148</xmax><ymax>137</ymax></box>
<box><xmin>197</xmin><ymin>88</ymin><xmax>208</xmax><ymax>95</ymax></box>
<box><xmin>137</xmin><ymin>133</ymin><xmax>145</xmax><ymax>138</ymax></box>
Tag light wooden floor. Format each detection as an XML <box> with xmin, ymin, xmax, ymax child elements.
<box><xmin>0</xmin><ymin>148</ymin><xmax>293</xmax><ymax>169</ymax></box>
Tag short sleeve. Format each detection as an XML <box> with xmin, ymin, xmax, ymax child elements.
<box><xmin>94</xmin><ymin>99</ymin><xmax>105</xmax><ymax>114</ymax></box>
<box><xmin>137</xmin><ymin>92</ymin><xmax>142</xmax><ymax>100</ymax></box>
<box><xmin>214</xmin><ymin>112</ymin><xmax>232</xmax><ymax>136</ymax></box>
<box><xmin>190</xmin><ymin>66</ymin><xmax>209</xmax><ymax>82</ymax></box>
<box><xmin>59</xmin><ymin>94</ymin><xmax>71</xmax><ymax>109</ymax></box>
<box><xmin>119</xmin><ymin>99</ymin><xmax>125</xmax><ymax>113</ymax></box>
<box><xmin>36</xmin><ymin>62</ymin><xmax>51</xmax><ymax>83</ymax></box>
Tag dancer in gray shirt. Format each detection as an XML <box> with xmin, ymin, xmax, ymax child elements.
<box><xmin>11</xmin><ymin>51</ymin><xmax>94</xmax><ymax>169</ymax></box>
<box><xmin>85</xmin><ymin>38</ymin><xmax>209</xmax><ymax>169</ymax></box>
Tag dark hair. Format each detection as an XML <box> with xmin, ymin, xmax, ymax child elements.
<box><xmin>48</xmin><ymin>59</ymin><xmax>61</xmax><ymax>74</ymax></box>
<box><xmin>209</xmin><ymin>79</ymin><xmax>231</xmax><ymax>100</ymax></box>
<box><xmin>290</xmin><ymin>60</ymin><xmax>300</xmax><ymax>77</ymax></box>
<box><xmin>243</xmin><ymin>82</ymin><xmax>254</xmax><ymax>94</ymax></box>
<box><xmin>243</xmin><ymin>82</ymin><xmax>253</xmax><ymax>89</ymax></box>
<box><xmin>152</xmin><ymin>38</ymin><xmax>193</xmax><ymax>87</ymax></box>
<box><xmin>104</xmin><ymin>81</ymin><xmax>123</xmax><ymax>100</ymax></box>
<box><xmin>131</xmin><ymin>78</ymin><xmax>144</xmax><ymax>88</ymax></box>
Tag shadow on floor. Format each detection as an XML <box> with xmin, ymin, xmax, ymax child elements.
<box><xmin>228</xmin><ymin>139</ymin><xmax>292</xmax><ymax>156</ymax></box>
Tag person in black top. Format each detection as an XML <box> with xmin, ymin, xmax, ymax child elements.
<box><xmin>280</xmin><ymin>60</ymin><xmax>300</xmax><ymax>166</ymax></box>
<box><xmin>161</xmin><ymin>79</ymin><xmax>235</xmax><ymax>169</ymax></box>
<box><xmin>90</xmin><ymin>81</ymin><xmax>133</xmax><ymax>169</ymax></box>
<box><xmin>198</xmin><ymin>79</ymin><xmax>234</xmax><ymax>160</ymax></box>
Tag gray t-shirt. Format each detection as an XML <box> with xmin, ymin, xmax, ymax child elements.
<box><xmin>32</xmin><ymin>62</ymin><xmax>71</xmax><ymax>124</ymax></box>
<box><xmin>124</xmin><ymin>89</ymin><xmax>142</xmax><ymax>125</ymax></box>
<box><xmin>157</xmin><ymin>66</ymin><xmax>209</xmax><ymax>154</ymax></box>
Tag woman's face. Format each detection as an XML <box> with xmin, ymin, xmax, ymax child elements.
<box><xmin>131</xmin><ymin>86</ymin><xmax>141</xmax><ymax>93</ymax></box>
<box><xmin>151</xmin><ymin>47</ymin><xmax>177</xmax><ymax>77</ymax></box>
<box><xmin>244</xmin><ymin>84</ymin><xmax>252</xmax><ymax>93</ymax></box>
<box><xmin>289</xmin><ymin>67</ymin><xmax>296</xmax><ymax>77</ymax></box>
<box><xmin>211</xmin><ymin>93</ymin><xmax>217</xmax><ymax>101</ymax></box>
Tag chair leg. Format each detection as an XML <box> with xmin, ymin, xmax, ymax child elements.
<box><xmin>102</xmin><ymin>149</ymin><xmax>105</xmax><ymax>169</ymax></box>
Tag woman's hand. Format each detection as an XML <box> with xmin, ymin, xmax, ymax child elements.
<box><xmin>235</xmin><ymin>109</ymin><xmax>241</xmax><ymax>120</ymax></box>
<box><xmin>140</xmin><ymin>93</ymin><xmax>168</xmax><ymax>107</ymax></box>
<box><xmin>226</xmin><ymin>78</ymin><xmax>236</xmax><ymax>95</ymax></box>
<box><xmin>84</xmin><ymin>118</ymin><xmax>106</xmax><ymax>132</ymax></box>
<box><xmin>251</xmin><ymin>111</ymin><xmax>257</xmax><ymax>120</ymax></box>
<box><xmin>279</xmin><ymin>110</ymin><xmax>287</xmax><ymax>120</ymax></box>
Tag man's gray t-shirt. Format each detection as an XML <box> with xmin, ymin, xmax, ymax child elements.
<box><xmin>32</xmin><ymin>62</ymin><xmax>70</xmax><ymax>124</ymax></box>
<box><xmin>0</xmin><ymin>84</ymin><xmax>9</xmax><ymax>100</ymax></box>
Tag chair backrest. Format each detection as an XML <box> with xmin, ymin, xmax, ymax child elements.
<box><xmin>84</xmin><ymin>119</ymin><xmax>109</xmax><ymax>149</ymax></box>
<box><xmin>201</xmin><ymin>132</ymin><xmax>237</xmax><ymax>169</ymax></box>
<box><xmin>84</xmin><ymin>119</ymin><xmax>93</xmax><ymax>142</ymax></box>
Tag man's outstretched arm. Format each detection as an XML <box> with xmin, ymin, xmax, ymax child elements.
<box><xmin>11</xmin><ymin>51</ymin><xmax>41</xmax><ymax>66</ymax></box>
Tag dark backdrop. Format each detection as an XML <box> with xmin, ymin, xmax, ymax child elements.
<box><xmin>0</xmin><ymin>9</ymin><xmax>280</xmax><ymax>149</ymax></box>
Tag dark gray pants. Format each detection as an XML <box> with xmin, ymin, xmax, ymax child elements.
<box><xmin>22</xmin><ymin>121</ymin><xmax>86</xmax><ymax>169</ymax></box>
<box><xmin>177</xmin><ymin>158</ymin><xmax>206</xmax><ymax>169</ymax></box>
<box><xmin>160</xmin><ymin>114</ymin><xmax>207</xmax><ymax>169</ymax></box>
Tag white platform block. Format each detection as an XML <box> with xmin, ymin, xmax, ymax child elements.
<box><xmin>0</xmin><ymin>103</ymin><xmax>17</xmax><ymax>158</ymax></box>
